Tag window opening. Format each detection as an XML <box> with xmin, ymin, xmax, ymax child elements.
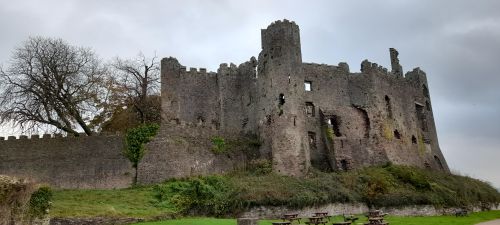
<box><xmin>306</xmin><ymin>102</ymin><xmax>315</xmax><ymax>117</ymax></box>
<box><xmin>308</xmin><ymin>132</ymin><xmax>317</xmax><ymax>149</ymax></box>
<box><xmin>304</xmin><ymin>80</ymin><xmax>312</xmax><ymax>91</ymax></box>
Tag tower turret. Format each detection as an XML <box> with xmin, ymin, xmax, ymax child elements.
<box><xmin>256</xmin><ymin>20</ymin><xmax>309</xmax><ymax>176</ymax></box>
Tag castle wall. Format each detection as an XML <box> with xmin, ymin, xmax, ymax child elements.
<box><xmin>137</xmin><ymin>124</ymin><xmax>253</xmax><ymax>184</ymax></box>
<box><xmin>138</xmin><ymin>57</ymin><xmax>260</xmax><ymax>185</ymax></box>
<box><xmin>0</xmin><ymin>135</ymin><xmax>133</xmax><ymax>189</ymax></box>
<box><xmin>161</xmin><ymin>58</ymin><xmax>220</xmax><ymax>128</ymax></box>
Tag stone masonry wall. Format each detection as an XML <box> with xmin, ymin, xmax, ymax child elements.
<box><xmin>138</xmin><ymin>123</ymin><xmax>255</xmax><ymax>184</ymax></box>
<box><xmin>0</xmin><ymin>135</ymin><xmax>133</xmax><ymax>189</ymax></box>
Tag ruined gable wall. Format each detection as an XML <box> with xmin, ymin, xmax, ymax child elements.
<box><xmin>0</xmin><ymin>135</ymin><xmax>132</xmax><ymax>189</ymax></box>
<box><xmin>218</xmin><ymin>60</ymin><xmax>258</xmax><ymax>135</ymax></box>
<box><xmin>303</xmin><ymin>63</ymin><xmax>386</xmax><ymax>171</ymax></box>
<box><xmin>354</xmin><ymin>60</ymin><xmax>449</xmax><ymax>171</ymax></box>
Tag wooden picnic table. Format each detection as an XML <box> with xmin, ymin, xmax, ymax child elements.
<box><xmin>365</xmin><ymin>217</ymin><xmax>389</xmax><ymax>225</ymax></box>
<box><xmin>313</xmin><ymin>212</ymin><xmax>331</xmax><ymax>221</ymax></box>
<box><xmin>281</xmin><ymin>213</ymin><xmax>301</xmax><ymax>223</ymax></box>
<box><xmin>305</xmin><ymin>217</ymin><xmax>327</xmax><ymax>225</ymax></box>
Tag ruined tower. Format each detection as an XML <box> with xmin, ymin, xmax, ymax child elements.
<box><xmin>256</xmin><ymin>20</ymin><xmax>309</xmax><ymax>176</ymax></box>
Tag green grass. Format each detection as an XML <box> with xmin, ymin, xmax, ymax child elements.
<box><xmin>51</xmin><ymin>186</ymin><xmax>173</xmax><ymax>218</ymax></box>
<box><xmin>50</xmin><ymin>165</ymin><xmax>500</xmax><ymax>219</ymax></box>
<box><xmin>132</xmin><ymin>211</ymin><xmax>500</xmax><ymax>225</ymax></box>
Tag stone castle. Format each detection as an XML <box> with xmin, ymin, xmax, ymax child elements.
<box><xmin>138</xmin><ymin>19</ymin><xmax>449</xmax><ymax>183</ymax></box>
<box><xmin>0</xmin><ymin>20</ymin><xmax>449</xmax><ymax>188</ymax></box>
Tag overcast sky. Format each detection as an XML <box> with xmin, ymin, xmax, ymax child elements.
<box><xmin>1</xmin><ymin>0</ymin><xmax>499</xmax><ymax>189</ymax></box>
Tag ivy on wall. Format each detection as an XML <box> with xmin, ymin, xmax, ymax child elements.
<box><xmin>125</xmin><ymin>123</ymin><xmax>160</xmax><ymax>185</ymax></box>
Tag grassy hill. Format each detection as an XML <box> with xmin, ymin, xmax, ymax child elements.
<box><xmin>51</xmin><ymin>164</ymin><xmax>500</xmax><ymax>219</ymax></box>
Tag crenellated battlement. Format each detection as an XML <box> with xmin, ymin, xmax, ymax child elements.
<box><xmin>266</xmin><ymin>19</ymin><xmax>298</xmax><ymax>29</ymax></box>
<box><xmin>178</xmin><ymin>66</ymin><xmax>214</xmax><ymax>76</ymax></box>
<box><xmin>0</xmin><ymin>133</ymin><xmax>121</xmax><ymax>141</ymax></box>
<box><xmin>361</xmin><ymin>59</ymin><xmax>391</xmax><ymax>75</ymax></box>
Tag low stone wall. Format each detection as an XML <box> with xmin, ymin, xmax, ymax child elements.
<box><xmin>49</xmin><ymin>217</ymin><xmax>143</xmax><ymax>225</ymax></box>
<box><xmin>240</xmin><ymin>203</ymin><xmax>500</xmax><ymax>219</ymax></box>
<box><xmin>0</xmin><ymin>135</ymin><xmax>133</xmax><ymax>189</ymax></box>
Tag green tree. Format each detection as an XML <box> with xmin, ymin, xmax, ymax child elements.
<box><xmin>125</xmin><ymin>123</ymin><xmax>160</xmax><ymax>185</ymax></box>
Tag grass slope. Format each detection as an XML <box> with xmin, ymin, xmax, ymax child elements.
<box><xmin>50</xmin><ymin>165</ymin><xmax>500</xmax><ymax>219</ymax></box>
<box><xmin>51</xmin><ymin>187</ymin><xmax>172</xmax><ymax>218</ymax></box>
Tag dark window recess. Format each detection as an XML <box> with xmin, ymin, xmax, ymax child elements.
<box><xmin>423</xmin><ymin>84</ymin><xmax>430</xmax><ymax>98</ymax></box>
<box><xmin>306</xmin><ymin>102</ymin><xmax>315</xmax><ymax>117</ymax></box>
<box><xmin>385</xmin><ymin>95</ymin><xmax>393</xmax><ymax>118</ymax></box>
<box><xmin>329</xmin><ymin>115</ymin><xmax>342</xmax><ymax>137</ymax></box>
<box><xmin>415</xmin><ymin>104</ymin><xmax>427</xmax><ymax>132</ymax></box>
<box><xmin>308</xmin><ymin>132</ymin><xmax>317</xmax><ymax>149</ymax></box>
<box><xmin>354</xmin><ymin>106</ymin><xmax>370</xmax><ymax>138</ymax></box>
<box><xmin>279</xmin><ymin>94</ymin><xmax>285</xmax><ymax>105</ymax></box>
<box><xmin>434</xmin><ymin>155</ymin><xmax>444</xmax><ymax>170</ymax></box>
<box><xmin>411</xmin><ymin>135</ymin><xmax>417</xmax><ymax>144</ymax></box>
<box><xmin>340</xmin><ymin>159</ymin><xmax>349</xmax><ymax>171</ymax></box>
<box><xmin>394</xmin><ymin>129</ymin><xmax>401</xmax><ymax>139</ymax></box>
<box><xmin>426</xmin><ymin>100</ymin><xmax>431</xmax><ymax>111</ymax></box>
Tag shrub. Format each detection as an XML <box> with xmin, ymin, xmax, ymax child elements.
<box><xmin>211</xmin><ymin>136</ymin><xmax>227</xmax><ymax>154</ymax></box>
<box><xmin>246</xmin><ymin>159</ymin><xmax>273</xmax><ymax>175</ymax></box>
<box><xmin>28</xmin><ymin>186</ymin><xmax>52</xmax><ymax>219</ymax></box>
<box><xmin>154</xmin><ymin>176</ymin><xmax>236</xmax><ymax>216</ymax></box>
<box><xmin>152</xmin><ymin>165</ymin><xmax>500</xmax><ymax>216</ymax></box>
<box><xmin>125</xmin><ymin>123</ymin><xmax>160</xmax><ymax>184</ymax></box>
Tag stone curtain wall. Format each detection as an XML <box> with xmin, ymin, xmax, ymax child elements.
<box><xmin>0</xmin><ymin>135</ymin><xmax>133</xmax><ymax>189</ymax></box>
<box><xmin>138</xmin><ymin>123</ymin><xmax>251</xmax><ymax>185</ymax></box>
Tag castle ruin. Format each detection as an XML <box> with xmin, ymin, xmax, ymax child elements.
<box><xmin>0</xmin><ymin>20</ymin><xmax>450</xmax><ymax>188</ymax></box>
<box><xmin>138</xmin><ymin>19</ymin><xmax>449</xmax><ymax>183</ymax></box>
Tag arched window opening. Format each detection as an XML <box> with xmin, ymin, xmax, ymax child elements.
<box><xmin>340</xmin><ymin>159</ymin><xmax>349</xmax><ymax>171</ymax></box>
<box><xmin>328</xmin><ymin>115</ymin><xmax>342</xmax><ymax>137</ymax></box>
<box><xmin>308</xmin><ymin>132</ymin><xmax>317</xmax><ymax>149</ymax></box>
<box><xmin>385</xmin><ymin>95</ymin><xmax>393</xmax><ymax>118</ymax></box>
<box><xmin>394</xmin><ymin>129</ymin><xmax>401</xmax><ymax>139</ymax></box>
<box><xmin>278</xmin><ymin>94</ymin><xmax>285</xmax><ymax>106</ymax></box>
<box><xmin>411</xmin><ymin>135</ymin><xmax>417</xmax><ymax>144</ymax></box>
<box><xmin>306</xmin><ymin>102</ymin><xmax>315</xmax><ymax>117</ymax></box>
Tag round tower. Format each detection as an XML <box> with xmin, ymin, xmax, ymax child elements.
<box><xmin>256</xmin><ymin>20</ymin><xmax>309</xmax><ymax>176</ymax></box>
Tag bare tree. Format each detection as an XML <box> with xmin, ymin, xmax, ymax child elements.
<box><xmin>0</xmin><ymin>36</ymin><xmax>108</xmax><ymax>136</ymax></box>
<box><xmin>110</xmin><ymin>53</ymin><xmax>160</xmax><ymax>124</ymax></box>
